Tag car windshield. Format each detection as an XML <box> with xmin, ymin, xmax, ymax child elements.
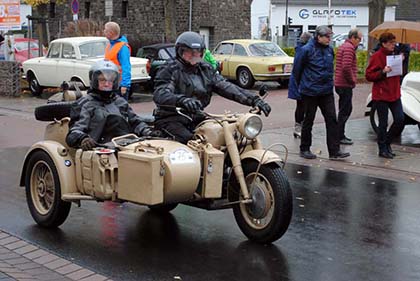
<box><xmin>167</xmin><ymin>47</ymin><xmax>175</xmax><ymax>57</ymax></box>
<box><xmin>79</xmin><ymin>41</ymin><xmax>107</xmax><ymax>58</ymax></box>
<box><xmin>15</xmin><ymin>41</ymin><xmax>39</xmax><ymax>51</ymax></box>
<box><xmin>248</xmin><ymin>42</ymin><xmax>286</xmax><ymax>57</ymax></box>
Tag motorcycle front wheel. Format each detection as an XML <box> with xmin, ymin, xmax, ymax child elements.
<box><xmin>230</xmin><ymin>161</ymin><xmax>293</xmax><ymax>244</ymax></box>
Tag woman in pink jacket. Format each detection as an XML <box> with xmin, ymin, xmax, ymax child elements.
<box><xmin>365</xmin><ymin>32</ymin><xmax>404</xmax><ymax>159</ymax></box>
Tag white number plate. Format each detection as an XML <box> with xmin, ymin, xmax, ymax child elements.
<box><xmin>169</xmin><ymin>149</ymin><xmax>195</xmax><ymax>164</ymax></box>
<box><xmin>283</xmin><ymin>64</ymin><xmax>293</xmax><ymax>73</ymax></box>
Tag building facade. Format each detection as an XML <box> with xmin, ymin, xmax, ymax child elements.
<box><xmin>45</xmin><ymin>0</ymin><xmax>252</xmax><ymax>50</ymax></box>
<box><xmin>251</xmin><ymin>0</ymin><xmax>400</xmax><ymax>48</ymax></box>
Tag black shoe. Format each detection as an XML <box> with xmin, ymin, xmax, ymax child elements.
<box><xmin>387</xmin><ymin>145</ymin><xmax>396</xmax><ymax>156</ymax></box>
<box><xmin>340</xmin><ymin>137</ymin><xmax>353</xmax><ymax>145</ymax></box>
<box><xmin>300</xmin><ymin>150</ymin><xmax>317</xmax><ymax>159</ymax></box>
<box><xmin>329</xmin><ymin>151</ymin><xmax>351</xmax><ymax>160</ymax></box>
<box><xmin>379</xmin><ymin>151</ymin><xmax>394</xmax><ymax>159</ymax></box>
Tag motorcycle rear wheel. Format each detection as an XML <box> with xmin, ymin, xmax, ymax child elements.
<box><xmin>230</xmin><ymin>161</ymin><xmax>293</xmax><ymax>244</ymax></box>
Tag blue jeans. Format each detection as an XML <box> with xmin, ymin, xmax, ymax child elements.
<box><xmin>335</xmin><ymin>87</ymin><xmax>353</xmax><ymax>139</ymax></box>
<box><xmin>374</xmin><ymin>99</ymin><xmax>404</xmax><ymax>152</ymax></box>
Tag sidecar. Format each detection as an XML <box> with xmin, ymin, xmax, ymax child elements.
<box><xmin>20</xmin><ymin>90</ymin><xmax>292</xmax><ymax>244</ymax></box>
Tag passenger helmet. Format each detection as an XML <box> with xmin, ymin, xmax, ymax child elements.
<box><xmin>89</xmin><ymin>59</ymin><xmax>120</xmax><ymax>93</ymax></box>
<box><xmin>175</xmin><ymin>31</ymin><xmax>205</xmax><ymax>64</ymax></box>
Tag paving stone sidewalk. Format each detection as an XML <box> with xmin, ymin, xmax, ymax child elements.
<box><xmin>0</xmin><ymin>230</ymin><xmax>110</xmax><ymax>281</ymax></box>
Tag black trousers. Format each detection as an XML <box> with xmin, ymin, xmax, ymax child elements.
<box><xmin>335</xmin><ymin>87</ymin><xmax>353</xmax><ymax>140</ymax></box>
<box><xmin>295</xmin><ymin>99</ymin><xmax>305</xmax><ymax>124</ymax></box>
<box><xmin>375</xmin><ymin>99</ymin><xmax>405</xmax><ymax>152</ymax></box>
<box><xmin>300</xmin><ymin>94</ymin><xmax>340</xmax><ymax>155</ymax></box>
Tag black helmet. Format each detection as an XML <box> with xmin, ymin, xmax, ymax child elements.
<box><xmin>89</xmin><ymin>59</ymin><xmax>120</xmax><ymax>94</ymax></box>
<box><xmin>175</xmin><ymin>31</ymin><xmax>205</xmax><ymax>64</ymax></box>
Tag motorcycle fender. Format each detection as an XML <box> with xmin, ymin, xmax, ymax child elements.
<box><xmin>20</xmin><ymin>141</ymin><xmax>78</xmax><ymax>195</ymax></box>
<box><xmin>401</xmin><ymin>90</ymin><xmax>420</xmax><ymax>122</ymax></box>
<box><xmin>240</xmin><ymin>149</ymin><xmax>283</xmax><ymax>165</ymax></box>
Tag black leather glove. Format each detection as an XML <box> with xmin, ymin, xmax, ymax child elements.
<box><xmin>140</xmin><ymin>126</ymin><xmax>153</xmax><ymax>137</ymax></box>
<box><xmin>253</xmin><ymin>98</ymin><xmax>271</xmax><ymax>117</ymax></box>
<box><xmin>80</xmin><ymin>137</ymin><xmax>96</xmax><ymax>151</ymax></box>
<box><xmin>179</xmin><ymin>97</ymin><xmax>202</xmax><ymax>113</ymax></box>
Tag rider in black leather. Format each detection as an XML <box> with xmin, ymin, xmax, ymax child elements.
<box><xmin>152</xmin><ymin>31</ymin><xmax>271</xmax><ymax>144</ymax></box>
<box><xmin>66</xmin><ymin>60</ymin><xmax>151</xmax><ymax>150</ymax></box>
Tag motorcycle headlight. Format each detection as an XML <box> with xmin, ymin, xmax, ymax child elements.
<box><xmin>238</xmin><ymin>114</ymin><xmax>263</xmax><ymax>139</ymax></box>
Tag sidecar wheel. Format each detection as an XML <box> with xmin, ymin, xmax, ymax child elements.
<box><xmin>25</xmin><ymin>150</ymin><xmax>71</xmax><ymax>227</ymax></box>
<box><xmin>148</xmin><ymin>203</ymin><xmax>178</xmax><ymax>213</ymax></box>
<box><xmin>230</xmin><ymin>161</ymin><xmax>293</xmax><ymax>244</ymax></box>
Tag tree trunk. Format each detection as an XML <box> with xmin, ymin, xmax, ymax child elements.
<box><xmin>34</xmin><ymin>4</ymin><xmax>49</xmax><ymax>48</ymax></box>
<box><xmin>368</xmin><ymin>0</ymin><xmax>386</xmax><ymax>52</ymax></box>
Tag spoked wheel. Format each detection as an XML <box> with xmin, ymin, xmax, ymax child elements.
<box><xmin>230</xmin><ymin>161</ymin><xmax>293</xmax><ymax>244</ymax></box>
<box><xmin>25</xmin><ymin>150</ymin><xmax>71</xmax><ymax>227</ymax></box>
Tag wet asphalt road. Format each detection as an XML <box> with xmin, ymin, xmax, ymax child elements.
<box><xmin>1</xmin><ymin>147</ymin><xmax>420</xmax><ymax>281</ymax></box>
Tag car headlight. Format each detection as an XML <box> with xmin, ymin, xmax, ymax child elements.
<box><xmin>238</xmin><ymin>114</ymin><xmax>263</xmax><ymax>139</ymax></box>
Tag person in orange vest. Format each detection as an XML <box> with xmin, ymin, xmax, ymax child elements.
<box><xmin>104</xmin><ymin>22</ymin><xmax>131</xmax><ymax>100</ymax></box>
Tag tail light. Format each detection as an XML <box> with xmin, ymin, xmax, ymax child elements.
<box><xmin>268</xmin><ymin>65</ymin><xmax>276</xmax><ymax>72</ymax></box>
<box><xmin>146</xmin><ymin>59</ymin><xmax>151</xmax><ymax>74</ymax></box>
<box><xmin>219</xmin><ymin>61</ymin><xmax>223</xmax><ymax>72</ymax></box>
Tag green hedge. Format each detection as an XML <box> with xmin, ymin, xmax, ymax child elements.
<box><xmin>282</xmin><ymin>47</ymin><xmax>420</xmax><ymax>78</ymax></box>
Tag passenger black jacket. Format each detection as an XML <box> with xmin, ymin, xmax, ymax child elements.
<box><xmin>66</xmin><ymin>91</ymin><xmax>148</xmax><ymax>147</ymax></box>
<box><xmin>153</xmin><ymin>59</ymin><xmax>258</xmax><ymax>120</ymax></box>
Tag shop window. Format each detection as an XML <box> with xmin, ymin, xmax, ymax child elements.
<box><xmin>49</xmin><ymin>2</ymin><xmax>55</xmax><ymax>18</ymax></box>
<box><xmin>85</xmin><ymin>2</ymin><xmax>90</xmax><ymax>19</ymax></box>
<box><xmin>122</xmin><ymin>1</ymin><xmax>128</xmax><ymax>18</ymax></box>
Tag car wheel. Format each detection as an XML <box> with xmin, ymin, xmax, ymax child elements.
<box><xmin>278</xmin><ymin>79</ymin><xmax>289</xmax><ymax>88</ymax></box>
<box><xmin>237</xmin><ymin>67</ymin><xmax>255</xmax><ymax>89</ymax></box>
<box><xmin>28</xmin><ymin>73</ymin><xmax>43</xmax><ymax>96</ymax></box>
<box><xmin>35</xmin><ymin>101</ymin><xmax>74</xmax><ymax>121</ymax></box>
<box><xmin>25</xmin><ymin>150</ymin><xmax>71</xmax><ymax>227</ymax></box>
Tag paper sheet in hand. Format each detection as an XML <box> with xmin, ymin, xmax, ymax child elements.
<box><xmin>386</xmin><ymin>55</ymin><xmax>403</xmax><ymax>77</ymax></box>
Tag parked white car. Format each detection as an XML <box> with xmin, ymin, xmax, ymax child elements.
<box><xmin>22</xmin><ymin>37</ymin><xmax>150</xmax><ymax>95</ymax></box>
<box><xmin>332</xmin><ymin>33</ymin><xmax>366</xmax><ymax>50</ymax></box>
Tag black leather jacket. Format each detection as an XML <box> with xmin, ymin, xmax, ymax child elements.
<box><xmin>153</xmin><ymin>59</ymin><xmax>258</xmax><ymax>120</ymax></box>
<box><xmin>66</xmin><ymin>91</ymin><xmax>148</xmax><ymax>148</ymax></box>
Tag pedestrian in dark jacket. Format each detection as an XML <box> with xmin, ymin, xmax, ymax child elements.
<box><xmin>365</xmin><ymin>32</ymin><xmax>404</xmax><ymax>159</ymax></box>
<box><xmin>292</xmin><ymin>25</ymin><xmax>350</xmax><ymax>160</ymax></box>
<box><xmin>334</xmin><ymin>28</ymin><xmax>363</xmax><ymax>145</ymax></box>
<box><xmin>288</xmin><ymin>31</ymin><xmax>312</xmax><ymax>138</ymax></box>
<box><xmin>152</xmin><ymin>31</ymin><xmax>271</xmax><ymax>144</ymax></box>
<box><xmin>66</xmin><ymin>60</ymin><xmax>151</xmax><ymax>150</ymax></box>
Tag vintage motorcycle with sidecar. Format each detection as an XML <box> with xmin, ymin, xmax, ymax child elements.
<box><xmin>20</xmin><ymin>85</ymin><xmax>293</xmax><ymax>244</ymax></box>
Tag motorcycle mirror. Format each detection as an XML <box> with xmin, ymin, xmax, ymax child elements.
<box><xmin>259</xmin><ymin>85</ymin><xmax>268</xmax><ymax>97</ymax></box>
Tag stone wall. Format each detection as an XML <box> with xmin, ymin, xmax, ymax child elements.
<box><xmin>45</xmin><ymin>0</ymin><xmax>251</xmax><ymax>50</ymax></box>
<box><xmin>0</xmin><ymin>62</ymin><xmax>20</xmax><ymax>97</ymax></box>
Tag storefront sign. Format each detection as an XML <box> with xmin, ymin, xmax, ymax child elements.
<box><xmin>299</xmin><ymin>8</ymin><xmax>357</xmax><ymax>19</ymax></box>
<box><xmin>0</xmin><ymin>0</ymin><xmax>20</xmax><ymax>31</ymax></box>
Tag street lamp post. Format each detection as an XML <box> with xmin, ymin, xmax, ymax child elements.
<box><xmin>328</xmin><ymin>0</ymin><xmax>331</xmax><ymax>26</ymax></box>
<box><xmin>285</xmin><ymin>0</ymin><xmax>289</xmax><ymax>38</ymax></box>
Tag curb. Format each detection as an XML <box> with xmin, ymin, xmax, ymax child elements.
<box><xmin>0</xmin><ymin>230</ymin><xmax>111</xmax><ymax>281</ymax></box>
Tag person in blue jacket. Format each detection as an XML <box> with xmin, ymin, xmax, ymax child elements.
<box><xmin>104</xmin><ymin>21</ymin><xmax>132</xmax><ymax>100</ymax></box>
<box><xmin>292</xmin><ymin>25</ymin><xmax>350</xmax><ymax>160</ymax></box>
<box><xmin>288</xmin><ymin>31</ymin><xmax>312</xmax><ymax>138</ymax></box>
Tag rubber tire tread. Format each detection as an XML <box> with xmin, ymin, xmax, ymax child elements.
<box><xmin>35</xmin><ymin>101</ymin><xmax>74</xmax><ymax>121</ymax></box>
<box><xmin>25</xmin><ymin>150</ymin><xmax>71</xmax><ymax>228</ymax></box>
<box><xmin>230</xmin><ymin>161</ymin><xmax>293</xmax><ymax>244</ymax></box>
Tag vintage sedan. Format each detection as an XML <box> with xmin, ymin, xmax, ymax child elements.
<box><xmin>23</xmin><ymin>37</ymin><xmax>150</xmax><ymax>96</ymax></box>
<box><xmin>136</xmin><ymin>43</ymin><xmax>175</xmax><ymax>88</ymax></box>
<box><xmin>212</xmin><ymin>39</ymin><xmax>294</xmax><ymax>89</ymax></box>
<box><xmin>0</xmin><ymin>38</ymin><xmax>47</xmax><ymax>68</ymax></box>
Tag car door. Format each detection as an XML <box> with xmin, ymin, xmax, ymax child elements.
<box><xmin>228</xmin><ymin>43</ymin><xmax>248</xmax><ymax>77</ymax></box>
<box><xmin>57</xmin><ymin>43</ymin><xmax>77</xmax><ymax>84</ymax></box>
<box><xmin>213</xmin><ymin>43</ymin><xmax>234</xmax><ymax>78</ymax></box>
<box><xmin>37</xmin><ymin>42</ymin><xmax>61</xmax><ymax>86</ymax></box>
